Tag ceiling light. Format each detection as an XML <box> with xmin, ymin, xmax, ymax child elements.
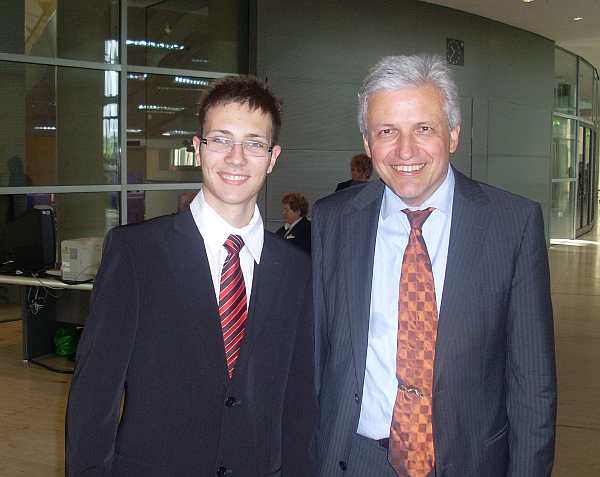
<box><xmin>522</xmin><ymin>0</ymin><xmax>535</xmax><ymax>3</ymax></box>
<box><xmin>573</xmin><ymin>17</ymin><xmax>583</xmax><ymax>21</ymax></box>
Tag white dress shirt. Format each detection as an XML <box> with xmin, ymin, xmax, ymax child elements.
<box><xmin>189</xmin><ymin>188</ymin><xmax>264</xmax><ymax>305</ymax></box>
<box><xmin>357</xmin><ymin>168</ymin><xmax>455</xmax><ymax>439</ymax></box>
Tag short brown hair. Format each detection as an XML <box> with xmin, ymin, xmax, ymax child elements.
<box><xmin>282</xmin><ymin>192</ymin><xmax>309</xmax><ymax>217</ymax></box>
<box><xmin>351</xmin><ymin>153</ymin><xmax>372</xmax><ymax>178</ymax></box>
<box><xmin>197</xmin><ymin>76</ymin><xmax>282</xmax><ymax>144</ymax></box>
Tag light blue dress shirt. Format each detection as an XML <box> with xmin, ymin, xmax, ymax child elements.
<box><xmin>357</xmin><ymin>168</ymin><xmax>455</xmax><ymax>440</ymax></box>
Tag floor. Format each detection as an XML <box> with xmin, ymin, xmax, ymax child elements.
<box><xmin>0</xmin><ymin>228</ymin><xmax>599</xmax><ymax>476</ymax></box>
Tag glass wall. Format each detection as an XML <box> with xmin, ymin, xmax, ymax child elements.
<box><xmin>551</xmin><ymin>48</ymin><xmax>599</xmax><ymax>240</ymax></box>
<box><xmin>0</xmin><ymin>1</ymin><xmax>250</xmax><ymax>267</ymax></box>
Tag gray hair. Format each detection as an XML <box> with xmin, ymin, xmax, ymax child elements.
<box><xmin>357</xmin><ymin>55</ymin><xmax>461</xmax><ymax>136</ymax></box>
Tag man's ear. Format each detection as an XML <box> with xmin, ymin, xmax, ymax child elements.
<box><xmin>192</xmin><ymin>136</ymin><xmax>202</xmax><ymax>167</ymax></box>
<box><xmin>362</xmin><ymin>135</ymin><xmax>372</xmax><ymax>157</ymax></box>
<box><xmin>267</xmin><ymin>145</ymin><xmax>282</xmax><ymax>174</ymax></box>
<box><xmin>449</xmin><ymin>125</ymin><xmax>460</xmax><ymax>154</ymax></box>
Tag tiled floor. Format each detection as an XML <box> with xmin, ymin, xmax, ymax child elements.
<box><xmin>550</xmin><ymin>225</ymin><xmax>600</xmax><ymax>477</ymax></box>
<box><xmin>0</xmin><ymin>227</ymin><xmax>599</xmax><ymax>476</ymax></box>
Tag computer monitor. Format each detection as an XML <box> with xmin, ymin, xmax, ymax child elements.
<box><xmin>0</xmin><ymin>206</ymin><xmax>56</xmax><ymax>273</ymax></box>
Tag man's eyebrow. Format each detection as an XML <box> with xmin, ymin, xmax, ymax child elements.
<box><xmin>204</xmin><ymin>129</ymin><xmax>268</xmax><ymax>140</ymax></box>
<box><xmin>204</xmin><ymin>128</ymin><xmax>232</xmax><ymax>136</ymax></box>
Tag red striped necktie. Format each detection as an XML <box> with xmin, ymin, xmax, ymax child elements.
<box><xmin>218</xmin><ymin>234</ymin><xmax>248</xmax><ymax>379</ymax></box>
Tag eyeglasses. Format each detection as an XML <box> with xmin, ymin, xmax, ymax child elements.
<box><xmin>200</xmin><ymin>136</ymin><xmax>273</xmax><ymax>157</ymax></box>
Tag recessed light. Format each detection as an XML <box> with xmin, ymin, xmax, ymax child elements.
<box><xmin>522</xmin><ymin>0</ymin><xmax>535</xmax><ymax>3</ymax></box>
<box><xmin>574</xmin><ymin>17</ymin><xmax>583</xmax><ymax>21</ymax></box>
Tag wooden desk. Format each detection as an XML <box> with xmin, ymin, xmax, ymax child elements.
<box><xmin>0</xmin><ymin>274</ymin><xmax>93</xmax><ymax>360</ymax></box>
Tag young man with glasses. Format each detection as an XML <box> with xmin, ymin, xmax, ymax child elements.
<box><xmin>67</xmin><ymin>76</ymin><xmax>316</xmax><ymax>477</ymax></box>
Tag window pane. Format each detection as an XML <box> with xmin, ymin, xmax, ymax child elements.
<box><xmin>554</xmin><ymin>48</ymin><xmax>577</xmax><ymax>116</ymax></box>
<box><xmin>578</xmin><ymin>59</ymin><xmax>594</xmax><ymax>123</ymax></box>
<box><xmin>127</xmin><ymin>189</ymin><xmax>198</xmax><ymax>223</ymax></box>
<box><xmin>0</xmin><ymin>192</ymin><xmax>118</xmax><ymax>265</ymax></box>
<box><xmin>552</xmin><ymin>116</ymin><xmax>576</xmax><ymax>179</ymax></box>
<box><xmin>0</xmin><ymin>61</ymin><xmax>119</xmax><ymax>186</ymax></box>
<box><xmin>0</xmin><ymin>1</ymin><xmax>119</xmax><ymax>63</ymax></box>
<box><xmin>127</xmin><ymin>0</ymin><xmax>249</xmax><ymax>73</ymax></box>
<box><xmin>550</xmin><ymin>181</ymin><xmax>575</xmax><ymax>240</ymax></box>
<box><xmin>127</xmin><ymin>73</ymin><xmax>209</xmax><ymax>183</ymax></box>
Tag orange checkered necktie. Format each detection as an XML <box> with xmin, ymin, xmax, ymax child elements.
<box><xmin>388</xmin><ymin>208</ymin><xmax>438</xmax><ymax>477</ymax></box>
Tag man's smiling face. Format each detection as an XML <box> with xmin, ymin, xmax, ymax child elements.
<box><xmin>363</xmin><ymin>84</ymin><xmax>460</xmax><ymax>206</ymax></box>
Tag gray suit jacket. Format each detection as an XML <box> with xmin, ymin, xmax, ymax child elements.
<box><xmin>312</xmin><ymin>169</ymin><xmax>556</xmax><ymax>476</ymax></box>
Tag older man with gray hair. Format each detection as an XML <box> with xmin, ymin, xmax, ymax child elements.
<box><xmin>312</xmin><ymin>54</ymin><xmax>556</xmax><ymax>476</ymax></box>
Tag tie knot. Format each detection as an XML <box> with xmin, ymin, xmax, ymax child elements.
<box><xmin>224</xmin><ymin>234</ymin><xmax>244</xmax><ymax>255</ymax></box>
<box><xmin>403</xmin><ymin>207</ymin><xmax>435</xmax><ymax>231</ymax></box>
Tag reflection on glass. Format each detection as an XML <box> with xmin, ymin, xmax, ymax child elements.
<box><xmin>578</xmin><ymin>59</ymin><xmax>594</xmax><ymax>123</ymax></box>
<box><xmin>554</xmin><ymin>49</ymin><xmax>577</xmax><ymax>115</ymax></box>
<box><xmin>127</xmin><ymin>73</ymin><xmax>208</xmax><ymax>183</ymax></box>
<box><xmin>552</xmin><ymin>117</ymin><xmax>576</xmax><ymax>179</ymax></box>
<box><xmin>551</xmin><ymin>181</ymin><xmax>574</xmax><ymax>240</ymax></box>
<box><xmin>127</xmin><ymin>0</ymin><xmax>249</xmax><ymax>72</ymax></box>
<box><xmin>0</xmin><ymin>0</ymin><xmax>119</xmax><ymax>63</ymax></box>
<box><xmin>127</xmin><ymin>189</ymin><xmax>198</xmax><ymax>224</ymax></box>
<box><xmin>0</xmin><ymin>61</ymin><xmax>120</xmax><ymax>186</ymax></box>
<box><xmin>0</xmin><ymin>192</ymin><xmax>118</xmax><ymax>262</ymax></box>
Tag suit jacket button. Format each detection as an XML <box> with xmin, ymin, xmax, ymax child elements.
<box><xmin>225</xmin><ymin>396</ymin><xmax>240</xmax><ymax>407</ymax></box>
<box><xmin>216</xmin><ymin>465</ymin><xmax>232</xmax><ymax>476</ymax></box>
<box><xmin>339</xmin><ymin>461</ymin><xmax>347</xmax><ymax>471</ymax></box>
<box><xmin>354</xmin><ymin>393</ymin><xmax>360</xmax><ymax>402</ymax></box>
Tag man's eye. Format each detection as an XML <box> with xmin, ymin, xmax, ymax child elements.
<box><xmin>244</xmin><ymin>140</ymin><xmax>266</xmax><ymax>150</ymax></box>
<box><xmin>379</xmin><ymin>128</ymin><xmax>395</xmax><ymax>137</ymax></box>
<box><xmin>212</xmin><ymin>137</ymin><xmax>231</xmax><ymax>145</ymax></box>
<box><xmin>418</xmin><ymin>126</ymin><xmax>433</xmax><ymax>134</ymax></box>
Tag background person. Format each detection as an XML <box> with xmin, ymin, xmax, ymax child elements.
<box><xmin>276</xmin><ymin>192</ymin><xmax>311</xmax><ymax>254</ymax></box>
<box><xmin>335</xmin><ymin>153</ymin><xmax>373</xmax><ymax>191</ymax></box>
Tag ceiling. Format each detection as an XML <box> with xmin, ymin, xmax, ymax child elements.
<box><xmin>422</xmin><ymin>0</ymin><xmax>600</xmax><ymax>71</ymax></box>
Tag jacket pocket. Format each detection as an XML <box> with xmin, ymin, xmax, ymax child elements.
<box><xmin>485</xmin><ymin>422</ymin><xmax>508</xmax><ymax>447</ymax></box>
<box><xmin>264</xmin><ymin>466</ymin><xmax>282</xmax><ymax>476</ymax></box>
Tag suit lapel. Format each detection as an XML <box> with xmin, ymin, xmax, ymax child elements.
<box><xmin>170</xmin><ymin>211</ymin><xmax>229</xmax><ymax>386</ymax></box>
<box><xmin>434</xmin><ymin>170</ymin><xmax>491</xmax><ymax>388</ymax></box>
<box><xmin>231</xmin><ymin>233</ymin><xmax>284</xmax><ymax>380</ymax></box>
<box><xmin>344</xmin><ymin>181</ymin><xmax>385</xmax><ymax>393</ymax></box>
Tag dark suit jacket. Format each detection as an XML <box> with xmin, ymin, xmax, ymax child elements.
<box><xmin>312</xmin><ymin>169</ymin><xmax>556</xmax><ymax>477</ymax></box>
<box><xmin>66</xmin><ymin>211</ymin><xmax>316</xmax><ymax>477</ymax></box>
<box><xmin>276</xmin><ymin>217</ymin><xmax>311</xmax><ymax>254</ymax></box>
<box><xmin>335</xmin><ymin>179</ymin><xmax>367</xmax><ymax>192</ymax></box>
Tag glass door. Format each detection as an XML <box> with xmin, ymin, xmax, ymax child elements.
<box><xmin>576</xmin><ymin>125</ymin><xmax>596</xmax><ymax>236</ymax></box>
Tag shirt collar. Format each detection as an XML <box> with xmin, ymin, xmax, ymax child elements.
<box><xmin>381</xmin><ymin>166</ymin><xmax>455</xmax><ymax>220</ymax></box>
<box><xmin>190</xmin><ymin>187</ymin><xmax>264</xmax><ymax>263</ymax></box>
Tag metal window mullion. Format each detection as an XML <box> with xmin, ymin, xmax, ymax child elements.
<box><xmin>0</xmin><ymin>52</ymin><xmax>121</xmax><ymax>71</ymax></box>
<box><xmin>125</xmin><ymin>183</ymin><xmax>201</xmax><ymax>192</ymax></box>
<box><xmin>0</xmin><ymin>185</ymin><xmax>122</xmax><ymax>195</ymax></box>
<box><xmin>120</xmin><ymin>0</ymin><xmax>128</xmax><ymax>225</ymax></box>
<box><xmin>126</xmin><ymin>64</ymin><xmax>234</xmax><ymax>79</ymax></box>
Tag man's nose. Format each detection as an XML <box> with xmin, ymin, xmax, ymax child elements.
<box><xmin>395</xmin><ymin>134</ymin><xmax>415</xmax><ymax>160</ymax></box>
<box><xmin>225</xmin><ymin>142</ymin><xmax>247</xmax><ymax>164</ymax></box>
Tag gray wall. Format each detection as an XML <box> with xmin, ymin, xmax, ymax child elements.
<box><xmin>256</xmin><ymin>0</ymin><xmax>554</xmax><ymax>236</ymax></box>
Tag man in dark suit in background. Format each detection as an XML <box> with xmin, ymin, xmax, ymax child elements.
<box><xmin>313</xmin><ymin>55</ymin><xmax>556</xmax><ymax>476</ymax></box>
<box><xmin>276</xmin><ymin>192</ymin><xmax>311</xmax><ymax>254</ymax></box>
<box><xmin>335</xmin><ymin>153</ymin><xmax>373</xmax><ymax>191</ymax></box>
<box><xmin>67</xmin><ymin>76</ymin><xmax>315</xmax><ymax>477</ymax></box>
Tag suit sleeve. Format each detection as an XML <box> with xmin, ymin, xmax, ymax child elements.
<box><xmin>506</xmin><ymin>204</ymin><xmax>557</xmax><ymax>476</ymax></box>
<box><xmin>282</xmin><ymin>265</ymin><xmax>317</xmax><ymax>476</ymax></box>
<box><xmin>66</xmin><ymin>229</ymin><xmax>140</xmax><ymax>477</ymax></box>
